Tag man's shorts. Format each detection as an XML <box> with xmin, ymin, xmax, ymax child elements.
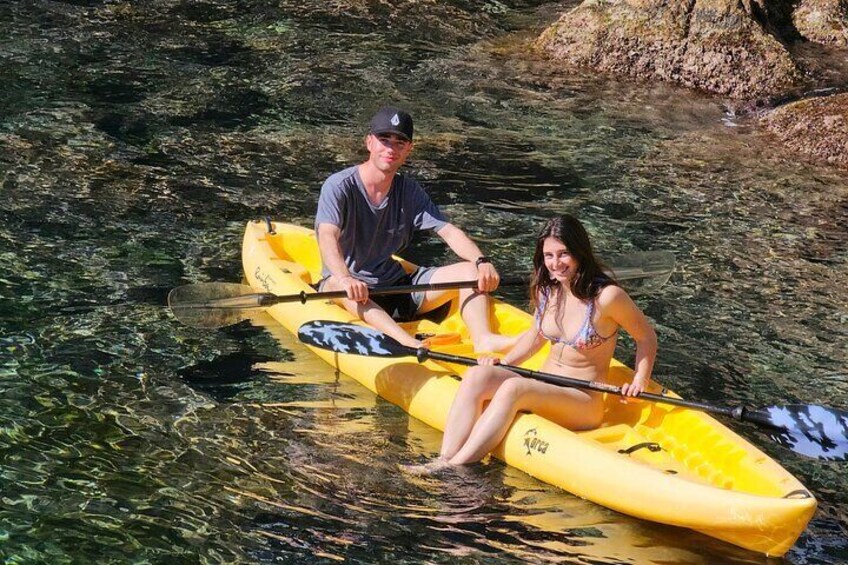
<box><xmin>316</xmin><ymin>266</ymin><xmax>439</xmax><ymax>322</ymax></box>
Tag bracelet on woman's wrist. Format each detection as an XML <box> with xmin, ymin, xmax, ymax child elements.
<box><xmin>475</xmin><ymin>256</ymin><xmax>491</xmax><ymax>268</ymax></box>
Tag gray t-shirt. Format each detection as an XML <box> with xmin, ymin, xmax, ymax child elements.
<box><xmin>315</xmin><ymin>165</ymin><xmax>448</xmax><ymax>285</ymax></box>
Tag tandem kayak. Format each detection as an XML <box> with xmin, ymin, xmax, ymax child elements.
<box><xmin>241</xmin><ymin>219</ymin><xmax>816</xmax><ymax>557</ymax></box>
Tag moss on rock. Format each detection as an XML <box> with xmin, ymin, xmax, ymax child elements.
<box><xmin>763</xmin><ymin>92</ymin><xmax>848</xmax><ymax>168</ymax></box>
<box><xmin>794</xmin><ymin>0</ymin><xmax>848</xmax><ymax>46</ymax></box>
<box><xmin>535</xmin><ymin>0</ymin><xmax>802</xmax><ymax>99</ymax></box>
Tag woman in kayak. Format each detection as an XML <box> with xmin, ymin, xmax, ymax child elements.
<box><xmin>438</xmin><ymin>214</ymin><xmax>657</xmax><ymax>466</ymax></box>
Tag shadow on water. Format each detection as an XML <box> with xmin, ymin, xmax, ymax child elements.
<box><xmin>178</xmin><ymin>351</ymin><xmax>276</xmax><ymax>402</ymax></box>
<box><xmin>1</xmin><ymin>0</ymin><xmax>846</xmax><ymax>562</ymax></box>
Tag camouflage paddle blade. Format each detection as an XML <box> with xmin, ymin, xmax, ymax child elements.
<box><xmin>297</xmin><ymin>320</ymin><xmax>407</xmax><ymax>358</ymax></box>
<box><xmin>765</xmin><ymin>405</ymin><xmax>848</xmax><ymax>461</ymax></box>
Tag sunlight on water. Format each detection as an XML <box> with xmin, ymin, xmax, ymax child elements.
<box><xmin>0</xmin><ymin>0</ymin><xmax>846</xmax><ymax>562</ymax></box>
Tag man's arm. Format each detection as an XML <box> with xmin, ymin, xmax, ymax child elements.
<box><xmin>316</xmin><ymin>223</ymin><xmax>368</xmax><ymax>302</ymax></box>
<box><xmin>435</xmin><ymin>223</ymin><xmax>500</xmax><ymax>292</ymax></box>
<box><xmin>435</xmin><ymin>223</ymin><xmax>484</xmax><ymax>261</ymax></box>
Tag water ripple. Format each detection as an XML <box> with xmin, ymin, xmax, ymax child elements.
<box><xmin>1</xmin><ymin>0</ymin><xmax>846</xmax><ymax>562</ymax></box>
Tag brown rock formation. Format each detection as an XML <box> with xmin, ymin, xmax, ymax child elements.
<box><xmin>535</xmin><ymin>0</ymin><xmax>802</xmax><ymax>99</ymax></box>
<box><xmin>794</xmin><ymin>0</ymin><xmax>848</xmax><ymax>46</ymax></box>
<box><xmin>763</xmin><ymin>92</ymin><xmax>848</xmax><ymax>168</ymax></box>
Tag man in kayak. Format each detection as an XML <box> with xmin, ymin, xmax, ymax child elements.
<box><xmin>315</xmin><ymin>106</ymin><xmax>515</xmax><ymax>351</ymax></box>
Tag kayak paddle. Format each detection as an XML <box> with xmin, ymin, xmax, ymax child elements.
<box><xmin>168</xmin><ymin>250</ymin><xmax>676</xmax><ymax>329</ymax></box>
<box><xmin>169</xmin><ymin>279</ymin><xmax>494</xmax><ymax>329</ymax></box>
<box><xmin>297</xmin><ymin>320</ymin><xmax>848</xmax><ymax>462</ymax></box>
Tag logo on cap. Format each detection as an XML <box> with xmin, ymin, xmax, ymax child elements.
<box><xmin>370</xmin><ymin>107</ymin><xmax>413</xmax><ymax>141</ymax></box>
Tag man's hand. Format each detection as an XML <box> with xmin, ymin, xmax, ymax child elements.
<box><xmin>338</xmin><ymin>275</ymin><xmax>369</xmax><ymax>303</ymax></box>
<box><xmin>476</xmin><ymin>262</ymin><xmax>500</xmax><ymax>293</ymax></box>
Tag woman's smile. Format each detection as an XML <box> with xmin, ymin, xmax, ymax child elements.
<box><xmin>543</xmin><ymin>236</ymin><xmax>577</xmax><ymax>282</ymax></box>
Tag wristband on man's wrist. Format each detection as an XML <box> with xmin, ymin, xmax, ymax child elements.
<box><xmin>475</xmin><ymin>256</ymin><xmax>492</xmax><ymax>268</ymax></box>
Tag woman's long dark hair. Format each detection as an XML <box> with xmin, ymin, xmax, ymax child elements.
<box><xmin>529</xmin><ymin>215</ymin><xmax>616</xmax><ymax>311</ymax></box>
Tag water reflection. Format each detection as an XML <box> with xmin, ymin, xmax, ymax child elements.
<box><xmin>1</xmin><ymin>0</ymin><xmax>846</xmax><ymax>562</ymax></box>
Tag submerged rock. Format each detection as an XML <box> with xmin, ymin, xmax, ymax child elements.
<box><xmin>793</xmin><ymin>0</ymin><xmax>848</xmax><ymax>46</ymax></box>
<box><xmin>763</xmin><ymin>92</ymin><xmax>848</xmax><ymax>168</ymax></box>
<box><xmin>535</xmin><ymin>0</ymin><xmax>802</xmax><ymax>99</ymax></box>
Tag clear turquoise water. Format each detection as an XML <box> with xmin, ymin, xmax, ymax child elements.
<box><xmin>1</xmin><ymin>1</ymin><xmax>846</xmax><ymax>563</ymax></box>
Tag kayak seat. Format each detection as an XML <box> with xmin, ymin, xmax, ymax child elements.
<box><xmin>639</xmin><ymin>426</ymin><xmax>741</xmax><ymax>489</ymax></box>
<box><xmin>578</xmin><ymin>425</ymin><xmax>686</xmax><ymax>472</ymax></box>
<box><xmin>578</xmin><ymin>423</ymin><xmax>632</xmax><ymax>442</ymax></box>
<box><xmin>412</xmin><ymin>300</ymin><xmax>452</xmax><ymax>324</ymax></box>
<box><xmin>275</xmin><ymin>260</ymin><xmax>313</xmax><ymax>285</ymax></box>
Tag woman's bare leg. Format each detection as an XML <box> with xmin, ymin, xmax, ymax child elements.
<box><xmin>440</xmin><ymin>365</ymin><xmax>519</xmax><ymax>460</ymax></box>
<box><xmin>448</xmin><ymin>378</ymin><xmax>603</xmax><ymax>465</ymax></box>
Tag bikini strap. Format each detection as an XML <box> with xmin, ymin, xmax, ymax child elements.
<box><xmin>534</xmin><ymin>288</ymin><xmax>549</xmax><ymax>329</ymax></box>
<box><xmin>585</xmin><ymin>298</ymin><xmax>596</xmax><ymax>323</ymax></box>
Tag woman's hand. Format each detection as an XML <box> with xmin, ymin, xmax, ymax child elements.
<box><xmin>620</xmin><ymin>374</ymin><xmax>649</xmax><ymax>398</ymax></box>
<box><xmin>476</xmin><ymin>354</ymin><xmax>502</xmax><ymax>366</ymax></box>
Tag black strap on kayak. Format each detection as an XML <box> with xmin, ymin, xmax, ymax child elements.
<box><xmin>264</xmin><ymin>216</ymin><xmax>276</xmax><ymax>235</ymax></box>
<box><xmin>783</xmin><ymin>489</ymin><xmax>813</xmax><ymax>499</ymax></box>
<box><xmin>618</xmin><ymin>442</ymin><xmax>663</xmax><ymax>455</ymax></box>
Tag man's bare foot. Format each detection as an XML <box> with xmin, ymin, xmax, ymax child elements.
<box><xmin>473</xmin><ymin>332</ymin><xmax>519</xmax><ymax>354</ymax></box>
<box><xmin>398</xmin><ymin>335</ymin><xmax>423</xmax><ymax>348</ymax></box>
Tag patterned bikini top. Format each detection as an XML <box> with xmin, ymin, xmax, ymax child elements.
<box><xmin>534</xmin><ymin>288</ymin><xmax>617</xmax><ymax>351</ymax></box>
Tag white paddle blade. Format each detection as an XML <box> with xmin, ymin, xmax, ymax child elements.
<box><xmin>168</xmin><ymin>283</ymin><xmax>265</xmax><ymax>328</ymax></box>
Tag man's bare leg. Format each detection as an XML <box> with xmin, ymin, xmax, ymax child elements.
<box><xmin>319</xmin><ymin>277</ymin><xmax>421</xmax><ymax>348</ymax></box>
<box><xmin>420</xmin><ymin>263</ymin><xmax>519</xmax><ymax>353</ymax></box>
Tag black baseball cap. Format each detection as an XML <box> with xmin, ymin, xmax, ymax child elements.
<box><xmin>369</xmin><ymin>107</ymin><xmax>414</xmax><ymax>142</ymax></box>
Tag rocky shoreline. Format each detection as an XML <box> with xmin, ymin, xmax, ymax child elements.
<box><xmin>763</xmin><ymin>91</ymin><xmax>848</xmax><ymax>167</ymax></box>
<box><xmin>535</xmin><ymin>0</ymin><xmax>848</xmax><ymax>170</ymax></box>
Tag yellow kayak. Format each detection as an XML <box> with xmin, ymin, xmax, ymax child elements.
<box><xmin>241</xmin><ymin>219</ymin><xmax>816</xmax><ymax>557</ymax></box>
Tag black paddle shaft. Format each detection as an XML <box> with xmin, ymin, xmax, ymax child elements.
<box><xmin>296</xmin><ymin>320</ymin><xmax>848</xmax><ymax>460</ymax></box>
<box><xmin>411</xmin><ymin>346</ymin><xmax>764</xmax><ymax>422</ymax></box>
<box><xmin>261</xmin><ymin>278</ymin><xmax>526</xmax><ymax>307</ymax></box>
<box><xmin>297</xmin><ymin>319</ymin><xmax>768</xmax><ymax>424</ymax></box>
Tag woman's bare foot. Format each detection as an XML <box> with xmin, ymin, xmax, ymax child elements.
<box><xmin>399</xmin><ymin>458</ymin><xmax>454</xmax><ymax>476</ymax></box>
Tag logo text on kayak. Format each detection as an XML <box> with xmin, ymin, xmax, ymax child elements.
<box><xmin>255</xmin><ymin>267</ymin><xmax>276</xmax><ymax>292</ymax></box>
<box><xmin>524</xmin><ymin>428</ymin><xmax>549</xmax><ymax>456</ymax></box>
